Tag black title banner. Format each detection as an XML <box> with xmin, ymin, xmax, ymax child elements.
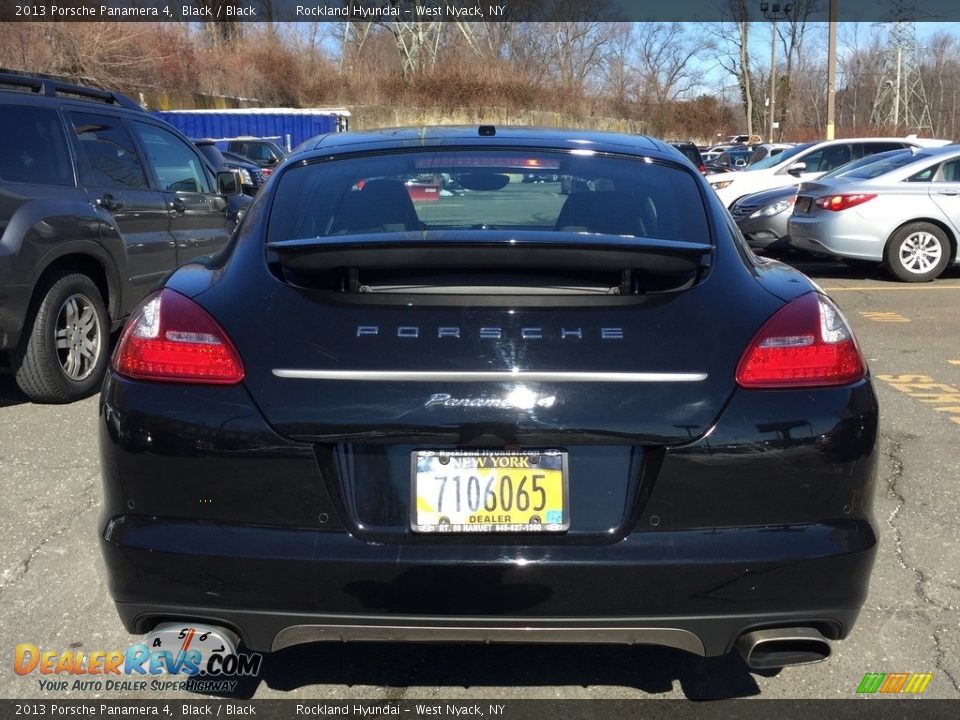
<box><xmin>1</xmin><ymin>700</ymin><xmax>960</xmax><ymax>720</ymax></box>
<box><xmin>3</xmin><ymin>0</ymin><xmax>960</xmax><ymax>23</ymax></box>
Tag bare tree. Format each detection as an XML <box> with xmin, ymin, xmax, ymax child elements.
<box><xmin>922</xmin><ymin>31</ymin><xmax>959</xmax><ymax>138</ymax></box>
<box><xmin>774</xmin><ymin>0</ymin><xmax>822</xmax><ymax>139</ymax></box>
<box><xmin>712</xmin><ymin>0</ymin><xmax>756</xmax><ymax>138</ymax></box>
<box><xmin>633</xmin><ymin>23</ymin><xmax>710</xmax><ymax>135</ymax></box>
<box><xmin>600</xmin><ymin>23</ymin><xmax>635</xmax><ymax>106</ymax></box>
<box><xmin>836</xmin><ymin>25</ymin><xmax>885</xmax><ymax>135</ymax></box>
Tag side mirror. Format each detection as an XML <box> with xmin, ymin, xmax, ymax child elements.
<box><xmin>787</xmin><ymin>161</ymin><xmax>807</xmax><ymax>176</ymax></box>
<box><xmin>217</xmin><ymin>170</ymin><xmax>241</xmax><ymax>196</ymax></box>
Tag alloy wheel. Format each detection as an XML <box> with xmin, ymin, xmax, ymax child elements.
<box><xmin>898</xmin><ymin>231</ymin><xmax>943</xmax><ymax>275</ymax></box>
<box><xmin>55</xmin><ymin>293</ymin><xmax>102</xmax><ymax>381</ymax></box>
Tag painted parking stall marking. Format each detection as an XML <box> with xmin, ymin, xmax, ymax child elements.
<box><xmin>874</xmin><ymin>374</ymin><xmax>960</xmax><ymax>426</ymax></box>
<box><xmin>859</xmin><ymin>311</ymin><xmax>910</xmax><ymax>323</ymax></box>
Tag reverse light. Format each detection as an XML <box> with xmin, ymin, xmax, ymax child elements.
<box><xmin>814</xmin><ymin>193</ymin><xmax>876</xmax><ymax>212</ymax></box>
<box><xmin>736</xmin><ymin>293</ymin><xmax>865</xmax><ymax>388</ymax></box>
<box><xmin>113</xmin><ymin>289</ymin><xmax>244</xmax><ymax>384</ymax></box>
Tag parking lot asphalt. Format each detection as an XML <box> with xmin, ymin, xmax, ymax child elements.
<box><xmin>1</xmin><ymin>257</ymin><xmax>959</xmax><ymax>701</ymax></box>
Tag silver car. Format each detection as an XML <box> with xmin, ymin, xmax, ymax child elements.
<box><xmin>789</xmin><ymin>145</ymin><xmax>960</xmax><ymax>281</ymax></box>
<box><xmin>733</xmin><ymin>148</ymin><xmax>919</xmax><ymax>252</ymax></box>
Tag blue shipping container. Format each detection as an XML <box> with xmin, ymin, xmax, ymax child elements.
<box><xmin>155</xmin><ymin>108</ymin><xmax>350</xmax><ymax>151</ymax></box>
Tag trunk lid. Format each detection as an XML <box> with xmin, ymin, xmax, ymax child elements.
<box><xmin>199</xmin><ymin>245</ymin><xmax>782</xmax><ymax>446</ymax></box>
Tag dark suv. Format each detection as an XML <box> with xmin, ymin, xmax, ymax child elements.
<box><xmin>194</xmin><ymin>139</ymin><xmax>264</xmax><ymax>195</ymax></box>
<box><xmin>668</xmin><ymin>141</ymin><xmax>706</xmax><ymax>174</ymax></box>
<box><xmin>0</xmin><ymin>73</ymin><xmax>245</xmax><ymax>403</ymax></box>
<box><xmin>226</xmin><ymin>138</ymin><xmax>287</xmax><ymax>169</ymax></box>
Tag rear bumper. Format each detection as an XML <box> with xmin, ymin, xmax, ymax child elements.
<box><xmin>735</xmin><ymin>215</ymin><xmax>791</xmax><ymax>251</ymax></box>
<box><xmin>788</xmin><ymin>215</ymin><xmax>886</xmax><ymax>261</ymax></box>
<box><xmin>111</xmin><ymin>601</ymin><xmax>862</xmax><ymax>658</ymax></box>
<box><xmin>102</xmin><ymin>515</ymin><xmax>875</xmax><ymax>655</ymax></box>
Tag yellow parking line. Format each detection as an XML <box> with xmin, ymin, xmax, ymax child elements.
<box><xmin>859</xmin><ymin>311</ymin><xmax>909</xmax><ymax>323</ymax></box>
<box><xmin>874</xmin><ymin>374</ymin><xmax>960</xmax><ymax>428</ymax></box>
<box><xmin>950</xmin><ymin>360</ymin><xmax>960</xmax><ymax>366</ymax></box>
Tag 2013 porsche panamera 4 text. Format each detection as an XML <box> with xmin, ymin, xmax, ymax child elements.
<box><xmin>99</xmin><ymin>127</ymin><xmax>878</xmax><ymax>670</ymax></box>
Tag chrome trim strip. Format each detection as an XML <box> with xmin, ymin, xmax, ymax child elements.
<box><xmin>273</xmin><ymin>624</ymin><xmax>706</xmax><ymax>655</ymax></box>
<box><xmin>272</xmin><ymin>370</ymin><xmax>708</xmax><ymax>383</ymax></box>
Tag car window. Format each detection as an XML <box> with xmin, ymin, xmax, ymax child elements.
<box><xmin>906</xmin><ymin>165</ymin><xmax>937</xmax><ymax>182</ymax></box>
<box><xmin>798</xmin><ymin>149</ymin><xmax>825</xmax><ymax>172</ymax></box>
<box><xmin>68</xmin><ymin>112</ymin><xmax>148</xmax><ymax>190</ymax></box>
<box><xmin>196</xmin><ymin>143</ymin><xmax>225</xmax><ymax>170</ymax></box>
<box><xmin>0</xmin><ymin>106</ymin><xmax>73</xmax><ymax>186</ymax></box>
<box><xmin>936</xmin><ymin>159</ymin><xmax>960</xmax><ymax>182</ymax></box>
<box><xmin>243</xmin><ymin>143</ymin><xmax>275</xmax><ymax>162</ymax></box>
<box><xmin>864</xmin><ymin>142</ymin><xmax>906</xmax><ymax>154</ymax></box>
<box><xmin>268</xmin><ymin>149</ymin><xmax>710</xmax><ymax>246</ymax></box>
<box><xmin>672</xmin><ymin>145</ymin><xmax>701</xmax><ymax>165</ymax></box>
<box><xmin>818</xmin><ymin>145</ymin><xmax>854</xmax><ymax>172</ymax></box>
<box><xmin>750</xmin><ymin>143</ymin><xmax>812</xmax><ymax>170</ymax></box>
<box><xmin>132</xmin><ymin>122</ymin><xmax>211</xmax><ymax>193</ymax></box>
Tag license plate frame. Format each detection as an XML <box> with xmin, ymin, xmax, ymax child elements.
<box><xmin>411</xmin><ymin>449</ymin><xmax>569</xmax><ymax>534</ymax></box>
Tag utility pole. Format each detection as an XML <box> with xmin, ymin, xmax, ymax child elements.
<box><xmin>826</xmin><ymin>0</ymin><xmax>837</xmax><ymax>139</ymax></box>
<box><xmin>760</xmin><ymin>2</ymin><xmax>794</xmax><ymax>142</ymax></box>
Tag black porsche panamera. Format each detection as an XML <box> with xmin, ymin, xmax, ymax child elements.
<box><xmin>99</xmin><ymin>127</ymin><xmax>878</xmax><ymax>670</ymax></box>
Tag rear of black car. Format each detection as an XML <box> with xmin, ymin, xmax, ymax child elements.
<box><xmin>99</xmin><ymin>130</ymin><xmax>878</xmax><ymax>669</ymax></box>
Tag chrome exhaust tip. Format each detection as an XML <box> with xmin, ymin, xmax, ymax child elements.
<box><xmin>736</xmin><ymin>627</ymin><xmax>832</xmax><ymax>670</ymax></box>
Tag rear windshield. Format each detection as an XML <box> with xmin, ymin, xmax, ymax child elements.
<box><xmin>267</xmin><ymin>149</ymin><xmax>710</xmax><ymax>245</ymax></box>
<box><xmin>843</xmin><ymin>151</ymin><xmax>937</xmax><ymax>180</ymax></box>
<box><xmin>672</xmin><ymin>144</ymin><xmax>702</xmax><ymax>165</ymax></box>
<box><xmin>819</xmin><ymin>149</ymin><xmax>911</xmax><ymax>180</ymax></box>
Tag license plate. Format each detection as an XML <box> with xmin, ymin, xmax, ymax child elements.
<box><xmin>412</xmin><ymin>450</ymin><xmax>568</xmax><ymax>533</ymax></box>
<box><xmin>795</xmin><ymin>197</ymin><xmax>812</xmax><ymax>214</ymax></box>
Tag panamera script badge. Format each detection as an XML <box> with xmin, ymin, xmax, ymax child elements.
<box><xmin>425</xmin><ymin>388</ymin><xmax>556</xmax><ymax>410</ymax></box>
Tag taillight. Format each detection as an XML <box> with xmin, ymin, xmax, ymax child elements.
<box><xmin>814</xmin><ymin>193</ymin><xmax>876</xmax><ymax>211</ymax></box>
<box><xmin>113</xmin><ymin>289</ymin><xmax>244</xmax><ymax>385</ymax></box>
<box><xmin>699</xmin><ymin>163</ymin><xmax>707</xmax><ymax>175</ymax></box>
<box><xmin>260</xmin><ymin>167</ymin><xmax>273</xmax><ymax>178</ymax></box>
<box><xmin>736</xmin><ymin>293</ymin><xmax>865</xmax><ymax>388</ymax></box>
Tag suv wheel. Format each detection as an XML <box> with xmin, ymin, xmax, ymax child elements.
<box><xmin>884</xmin><ymin>222</ymin><xmax>951</xmax><ymax>282</ymax></box>
<box><xmin>16</xmin><ymin>273</ymin><xmax>109</xmax><ymax>403</ymax></box>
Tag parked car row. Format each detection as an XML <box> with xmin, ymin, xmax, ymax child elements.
<box><xmin>707</xmin><ymin>137</ymin><xmax>949</xmax><ymax>207</ymax></box>
<box><xmin>726</xmin><ymin>139</ymin><xmax>960</xmax><ymax>282</ymax></box>
<box><xmin>790</xmin><ymin>145</ymin><xmax>960</xmax><ymax>281</ymax></box>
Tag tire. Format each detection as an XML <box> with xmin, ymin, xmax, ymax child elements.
<box><xmin>15</xmin><ymin>273</ymin><xmax>109</xmax><ymax>403</ymax></box>
<box><xmin>884</xmin><ymin>222</ymin><xmax>951</xmax><ymax>282</ymax></box>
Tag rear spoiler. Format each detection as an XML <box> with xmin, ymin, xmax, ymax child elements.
<box><xmin>267</xmin><ymin>232</ymin><xmax>712</xmax><ymax>277</ymax></box>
